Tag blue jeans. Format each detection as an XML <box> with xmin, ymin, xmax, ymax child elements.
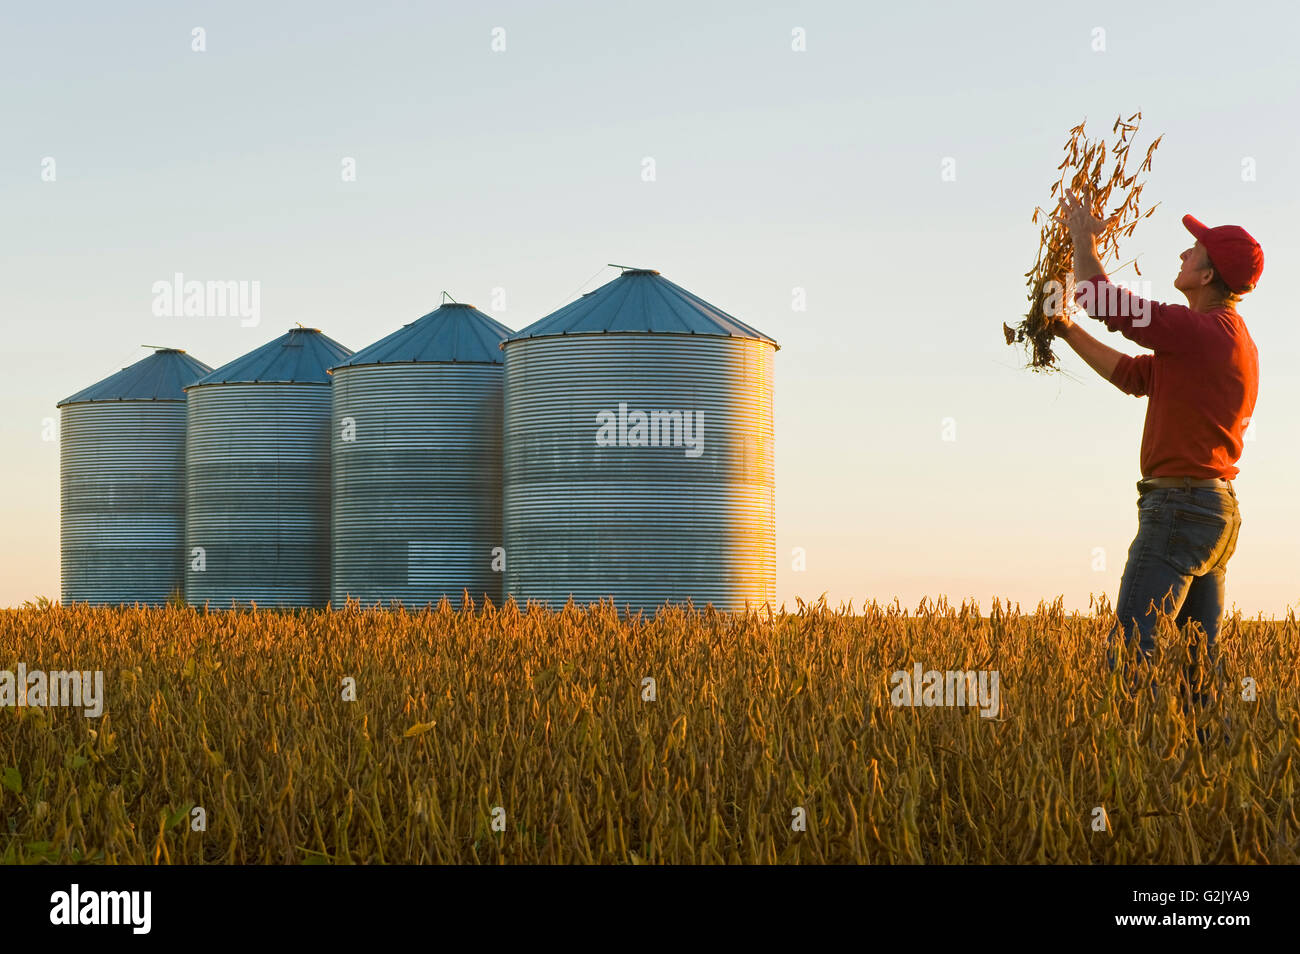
<box><xmin>1108</xmin><ymin>482</ymin><xmax>1242</xmax><ymax>700</ymax></box>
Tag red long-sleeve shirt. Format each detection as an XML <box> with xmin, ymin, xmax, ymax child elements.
<box><xmin>1072</xmin><ymin>272</ymin><xmax>1258</xmax><ymax>480</ymax></box>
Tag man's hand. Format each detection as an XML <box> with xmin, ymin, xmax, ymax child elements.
<box><xmin>1055</xmin><ymin>186</ymin><xmax>1109</xmax><ymax>282</ymax></box>
<box><xmin>1055</xmin><ymin>186</ymin><xmax>1107</xmax><ymax>241</ymax></box>
<box><xmin>1048</xmin><ymin>314</ymin><xmax>1074</xmax><ymax>339</ymax></box>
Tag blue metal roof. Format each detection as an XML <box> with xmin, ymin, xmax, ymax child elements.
<box><xmin>190</xmin><ymin>328</ymin><xmax>353</xmax><ymax>387</ymax></box>
<box><xmin>505</xmin><ymin>269</ymin><xmax>778</xmax><ymax>347</ymax></box>
<box><xmin>332</xmin><ymin>303</ymin><xmax>511</xmax><ymax>369</ymax></box>
<box><xmin>58</xmin><ymin>349</ymin><xmax>213</xmax><ymax>406</ymax></box>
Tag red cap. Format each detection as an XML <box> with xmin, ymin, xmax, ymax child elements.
<box><xmin>1182</xmin><ymin>214</ymin><xmax>1264</xmax><ymax>294</ymax></box>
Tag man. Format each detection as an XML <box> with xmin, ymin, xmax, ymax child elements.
<box><xmin>1051</xmin><ymin>189</ymin><xmax>1262</xmax><ymax>702</ymax></box>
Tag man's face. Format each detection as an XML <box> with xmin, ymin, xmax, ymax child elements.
<box><xmin>1174</xmin><ymin>241</ymin><xmax>1215</xmax><ymax>292</ymax></box>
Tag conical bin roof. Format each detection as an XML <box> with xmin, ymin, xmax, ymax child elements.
<box><xmin>505</xmin><ymin>269</ymin><xmax>777</xmax><ymax>346</ymax></box>
<box><xmin>333</xmin><ymin>303</ymin><xmax>511</xmax><ymax>368</ymax></box>
<box><xmin>58</xmin><ymin>348</ymin><xmax>213</xmax><ymax>406</ymax></box>
<box><xmin>189</xmin><ymin>328</ymin><xmax>352</xmax><ymax>387</ymax></box>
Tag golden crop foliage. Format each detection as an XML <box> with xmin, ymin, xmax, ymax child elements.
<box><xmin>1</xmin><ymin>596</ymin><xmax>1296</xmax><ymax>864</ymax></box>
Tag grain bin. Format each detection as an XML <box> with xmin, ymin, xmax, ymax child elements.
<box><xmin>184</xmin><ymin>328</ymin><xmax>352</xmax><ymax>608</ymax></box>
<box><xmin>502</xmin><ymin>268</ymin><xmax>777</xmax><ymax>612</ymax></box>
<box><xmin>57</xmin><ymin>348</ymin><xmax>213</xmax><ymax>605</ymax></box>
<box><xmin>330</xmin><ymin>302</ymin><xmax>511</xmax><ymax>607</ymax></box>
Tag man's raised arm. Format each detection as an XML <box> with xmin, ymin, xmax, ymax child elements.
<box><xmin>1070</xmin><ymin>218</ymin><xmax>1107</xmax><ymax>286</ymax></box>
<box><xmin>1057</xmin><ymin>186</ymin><xmax>1192</xmax><ymax>353</ymax></box>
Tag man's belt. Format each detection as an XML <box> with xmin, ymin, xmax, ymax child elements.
<box><xmin>1137</xmin><ymin>476</ymin><xmax>1233</xmax><ymax>491</ymax></box>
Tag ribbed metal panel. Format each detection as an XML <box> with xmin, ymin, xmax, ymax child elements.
<box><xmin>59</xmin><ymin>401</ymin><xmax>189</xmax><ymax>605</ymax></box>
<box><xmin>185</xmin><ymin>384</ymin><xmax>333</xmax><ymax>608</ymax></box>
<box><xmin>503</xmin><ymin>334</ymin><xmax>775</xmax><ymax>612</ymax></box>
<box><xmin>331</xmin><ymin>364</ymin><xmax>503</xmax><ymax>607</ymax></box>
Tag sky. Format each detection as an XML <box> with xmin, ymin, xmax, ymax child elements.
<box><xmin>2</xmin><ymin>0</ymin><xmax>1297</xmax><ymax>614</ymax></box>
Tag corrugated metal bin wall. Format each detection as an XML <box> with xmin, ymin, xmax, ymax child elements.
<box><xmin>184</xmin><ymin>328</ymin><xmax>351</xmax><ymax>608</ymax></box>
<box><xmin>502</xmin><ymin>270</ymin><xmax>776</xmax><ymax>613</ymax></box>
<box><xmin>58</xmin><ymin>348</ymin><xmax>212</xmax><ymax>605</ymax></box>
<box><xmin>331</xmin><ymin>302</ymin><xmax>508</xmax><ymax>606</ymax></box>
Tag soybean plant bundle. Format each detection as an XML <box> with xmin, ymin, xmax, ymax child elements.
<box><xmin>1004</xmin><ymin>112</ymin><xmax>1163</xmax><ymax>370</ymax></box>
